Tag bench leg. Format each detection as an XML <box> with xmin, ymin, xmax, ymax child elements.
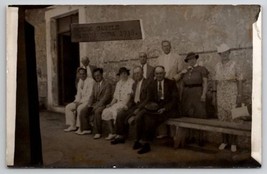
<box><xmin>173</xmin><ymin>126</ymin><xmax>187</xmax><ymax>149</ymax></box>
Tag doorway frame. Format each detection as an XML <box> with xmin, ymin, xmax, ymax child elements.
<box><xmin>45</xmin><ymin>6</ymin><xmax>87</xmax><ymax>112</ymax></box>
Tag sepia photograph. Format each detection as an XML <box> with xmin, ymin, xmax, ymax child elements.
<box><xmin>6</xmin><ymin>4</ymin><xmax>262</xmax><ymax>168</ymax></box>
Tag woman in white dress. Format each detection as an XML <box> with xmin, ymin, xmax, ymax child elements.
<box><xmin>102</xmin><ymin>67</ymin><xmax>134</xmax><ymax>140</ymax></box>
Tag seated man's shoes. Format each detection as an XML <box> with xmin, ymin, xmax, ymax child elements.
<box><xmin>94</xmin><ymin>134</ymin><xmax>101</xmax><ymax>139</ymax></box>
<box><xmin>64</xmin><ymin>126</ymin><xmax>77</xmax><ymax>132</ymax></box>
<box><xmin>137</xmin><ymin>143</ymin><xmax>151</xmax><ymax>154</ymax></box>
<box><xmin>133</xmin><ymin>141</ymin><xmax>143</xmax><ymax>150</ymax></box>
<box><xmin>111</xmin><ymin>137</ymin><xmax>125</xmax><ymax>145</ymax></box>
<box><xmin>75</xmin><ymin>129</ymin><xmax>82</xmax><ymax>134</ymax></box>
<box><xmin>83</xmin><ymin>130</ymin><xmax>92</xmax><ymax>134</ymax></box>
<box><xmin>76</xmin><ymin>130</ymin><xmax>92</xmax><ymax>135</ymax></box>
<box><xmin>105</xmin><ymin>134</ymin><xmax>116</xmax><ymax>140</ymax></box>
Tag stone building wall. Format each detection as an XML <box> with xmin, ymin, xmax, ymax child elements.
<box><xmin>83</xmin><ymin>5</ymin><xmax>258</xmax><ymax>105</ymax></box>
<box><xmin>25</xmin><ymin>5</ymin><xmax>259</xmax><ymax>108</ymax></box>
<box><xmin>82</xmin><ymin>5</ymin><xmax>259</xmax><ymax>148</ymax></box>
<box><xmin>24</xmin><ymin>5</ymin><xmax>259</xmax><ymax>147</ymax></box>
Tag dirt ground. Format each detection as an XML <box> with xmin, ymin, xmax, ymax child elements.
<box><xmin>39</xmin><ymin>111</ymin><xmax>259</xmax><ymax>168</ymax></box>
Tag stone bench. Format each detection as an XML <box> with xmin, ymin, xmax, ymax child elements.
<box><xmin>165</xmin><ymin>117</ymin><xmax>251</xmax><ymax>148</ymax></box>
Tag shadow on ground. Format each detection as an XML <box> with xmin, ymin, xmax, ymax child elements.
<box><xmin>39</xmin><ymin>110</ymin><xmax>260</xmax><ymax>168</ymax></box>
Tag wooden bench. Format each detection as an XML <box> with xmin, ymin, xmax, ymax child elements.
<box><xmin>165</xmin><ymin>117</ymin><xmax>251</xmax><ymax>148</ymax></box>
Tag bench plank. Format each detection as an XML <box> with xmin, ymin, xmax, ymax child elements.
<box><xmin>166</xmin><ymin>117</ymin><xmax>251</xmax><ymax>131</ymax></box>
<box><xmin>171</xmin><ymin>122</ymin><xmax>251</xmax><ymax>136</ymax></box>
<box><xmin>166</xmin><ymin>117</ymin><xmax>251</xmax><ymax>148</ymax></box>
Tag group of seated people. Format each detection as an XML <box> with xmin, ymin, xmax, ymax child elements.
<box><xmin>64</xmin><ymin>40</ymin><xmax>245</xmax><ymax>154</ymax></box>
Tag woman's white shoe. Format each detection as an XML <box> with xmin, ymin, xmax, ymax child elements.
<box><xmin>94</xmin><ymin>134</ymin><xmax>101</xmax><ymax>139</ymax></box>
<box><xmin>218</xmin><ymin>143</ymin><xmax>227</xmax><ymax>150</ymax></box>
<box><xmin>231</xmin><ymin>145</ymin><xmax>237</xmax><ymax>152</ymax></box>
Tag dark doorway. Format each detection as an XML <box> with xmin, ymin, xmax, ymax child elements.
<box><xmin>57</xmin><ymin>14</ymin><xmax>79</xmax><ymax>106</ymax></box>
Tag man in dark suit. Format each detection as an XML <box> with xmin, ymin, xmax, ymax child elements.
<box><xmin>110</xmin><ymin>66</ymin><xmax>149</xmax><ymax>144</ymax></box>
<box><xmin>79</xmin><ymin>68</ymin><xmax>112</xmax><ymax>139</ymax></box>
<box><xmin>133</xmin><ymin>65</ymin><xmax>179</xmax><ymax>154</ymax></box>
<box><xmin>139</xmin><ymin>52</ymin><xmax>154</xmax><ymax>82</ymax></box>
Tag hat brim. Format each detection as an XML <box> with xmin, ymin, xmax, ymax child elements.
<box><xmin>117</xmin><ymin>70</ymin><xmax>130</xmax><ymax>76</ymax></box>
<box><xmin>217</xmin><ymin>49</ymin><xmax>231</xmax><ymax>54</ymax></box>
<box><xmin>184</xmin><ymin>55</ymin><xmax>199</xmax><ymax>62</ymax></box>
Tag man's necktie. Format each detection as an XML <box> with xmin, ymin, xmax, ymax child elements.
<box><xmin>141</xmin><ymin>65</ymin><xmax>145</xmax><ymax>78</ymax></box>
<box><xmin>97</xmin><ymin>83</ymin><xmax>101</xmax><ymax>97</ymax></box>
<box><xmin>134</xmin><ymin>82</ymin><xmax>139</xmax><ymax>103</ymax></box>
<box><xmin>158</xmin><ymin>81</ymin><xmax>163</xmax><ymax>100</ymax></box>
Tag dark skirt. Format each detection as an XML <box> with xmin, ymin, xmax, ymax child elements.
<box><xmin>181</xmin><ymin>86</ymin><xmax>207</xmax><ymax>146</ymax></box>
<box><xmin>181</xmin><ymin>86</ymin><xmax>207</xmax><ymax>118</ymax></box>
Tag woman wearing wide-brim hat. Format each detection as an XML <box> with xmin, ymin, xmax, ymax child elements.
<box><xmin>101</xmin><ymin>67</ymin><xmax>134</xmax><ymax>140</ymax></box>
<box><xmin>180</xmin><ymin>52</ymin><xmax>209</xmax><ymax>146</ymax></box>
<box><xmin>181</xmin><ymin>52</ymin><xmax>209</xmax><ymax>117</ymax></box>
<box><xmin>213</xmin><ymin>43</ymin><xmax>244</xmax><ymax>152</ymax></box>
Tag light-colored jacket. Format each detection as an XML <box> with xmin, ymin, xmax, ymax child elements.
<box><xmin>158</xmin><ymin>52</ymin><xmax>184</xmax><ymax>80</ymax></box>
<box><xmin>74</xmin><ymin>77</ymin><xmax>95</xmax><ymax>104</ymax></box>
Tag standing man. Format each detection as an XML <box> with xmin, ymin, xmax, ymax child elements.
<box><xmin>139</xmin><ymin>52</ymin><xmax>154</xmax><ymax>82</ymax></box>
<box><xmin>110</xmin><ymin>66</ymin><xmax>149</xmax><ymax>144</ymax></box>
<box><xmin>158</xmin><ymin>40</ymin><xmax>184</xmax><ymax>81</ymax></box>
<box><xmin>81</xmin><ymin>56</ymin><xmax>97</xmax><ymax>78</ymax></box>
<box><xmin>79</xmin><ymin>68</ymin><xmax>112</xmax><ymax>139</ymax></box>
<box><xmin>75</xmin><ymin>56</ymin><xmax>97</xmax><ymax>87</ymax></box>
<box><xmin>64</xmin><ymin>67</ymin><xmax>95</xmax><ymax>133</ymax></box>
<box><xmin>133</xmin><ymin>66</ymin><xmax>178</xmax><ymax>154</ymax></box>
<box><xmin>157</xmin><ymin>40</ymin><xmax>184</xmax><ymax>137</ymax></box>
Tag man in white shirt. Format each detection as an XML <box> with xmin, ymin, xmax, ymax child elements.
<box><xmin>158</xmin><ymin>40</ymin><xmax>184</xmax><ymax>81</ymax></box>
<box><xmin>64</xmin><ymin>67</ymin><xmax>95</xmax><ymax>134</ymax></box>
<box><xmin>157</xmin><ymin>40</ymin><xmax>184</xmax><ymax>138</ymax></box>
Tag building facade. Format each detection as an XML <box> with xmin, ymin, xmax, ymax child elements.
<box><xmin>25</xmin><ymin>5</ymin><xmax>259</xmax><ymax>113</ymax></box>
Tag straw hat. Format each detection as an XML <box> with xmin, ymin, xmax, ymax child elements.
<box><xmin>217</xmin><ymin>43</ymin><xmax>231</xmax><ymax>53</ymax></box>
<box><xmin>184</xmin><ymin>52</ymin><xmax>199</xmax><ymax>63</ymax></box>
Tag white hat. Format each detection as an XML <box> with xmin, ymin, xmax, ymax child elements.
<box><xmin>217</xmin><ymin>43</ymin><xmax>230</xmax><ymax>53</ymax></box>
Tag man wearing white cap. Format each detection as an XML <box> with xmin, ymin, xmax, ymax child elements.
<box><xmin>213</xmin><ymin>43</ymin><xmax>244</xmax><ymax>152</ymax></box>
